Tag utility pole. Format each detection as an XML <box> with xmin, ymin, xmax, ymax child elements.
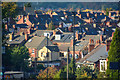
<box><xmin>67</xmin><ymin>47</ymin><xmax>70</xmax><ymax>80</ymax></box>
<box><xmin>47</xmin><ymin>34</ymin><xmax>49</xmax><ymax>79</ymax></box>
<box><xmin>72</xmin><ymin>11</ymin><xmax>76</xmax><ymax>77</ymax></box>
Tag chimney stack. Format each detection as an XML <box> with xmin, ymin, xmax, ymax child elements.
<box><xmin>87</xmin><ymin>13</ymin><xmax>89</xmax><ymax>17</ymax></box>
<box><xmin>100</xmin><ymin>35</ymin><xmax>103</xmax><ymax>43</ymax></box>
<box><xmin>76</xmin><ymin>31</ymin><xmax>79</xmax><ymax>40</ymax></box>
<box><xmin>9</xmin><ymin>32</ymin><xmax>14</xmax><ymax>41</ymax></box>
<box><xmin>105</xmin><ymin>16</ymin><xmax>107</xmax><ymax>20</ymax></box>
<box><xmin>93</xmin><ymin>23</ymin><xmax>96</xmax><ymax>28</ymax></box>
<box><xmin>36</xmin><ymin>14</ymin><xmax>38</xmax><ymax>18</ymax></box>
<box><xmin>100</xmin><ymin>13</ymin><xmax>102</xmax><ymax>15</ymax></box>
<box><xmin>13</xmin><ymin>25</ymin><xmax>15</xmax><ymax>29</ymax></box>
<box><xmin>23</xmin><ymin>6</ymin><xmax>26</xmax><ymax>11</ymax></box>
<box><xmin>109</xmin><ymin>12</ymin><xmax>111</xmax><ymax>18</ymax></box>
<box><xmin>89</xmin><ymin>39</ymin><xmax>92</xmax><ymax>44</ymax></box>
<box><xmin>77</xmin><ymin>9</ymin><xmax>80</xmax><ymax>14</ymax></box>
<box><xmin>53</xmin><ymin>30</ymin><xmax>56</xmax><ymax>36</ymax></box>
<box><xmin>70</xmin><ymin>39</ymin><xmax>74</xmax><ymax>46</ymax></box>
<box><xmin>25</xmin><ymin>34</ymin><xmax>29</xmax><ymax>41</ymax></box>
<box><xmin>27</xmin><ymin>13</ymin><xmax>29</xmax><ymax>19</ymax></box>
<box><xmin>27</xmin><ymin>28</ymin><xmax>31</xmax><ymax>34</ymax></box>
<box><xmin>106</xmin><ymin>40</ymin><xmax>112</xmax><ymax>51</ymax></box>
<box><xmin>88</xmin><ymin>39</ymin><xmax>95</xmax><ymax>52</ymax></box>
<box><xmin>65</xmin><ymin>15</ymin><xmax>68</xmax><ymax>18</ymax></box>
<box><xmin>95</xmin><ymin>13</ymin><xmax>97</xmax><ymax>18</ymax></box>
<box><xmin>5</xmin><ymin>24</ymin><xmax>8</xmax><ymax>31</ymax></box>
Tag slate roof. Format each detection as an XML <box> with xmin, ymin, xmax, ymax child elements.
<box><xmin>52</xmin><ymin>15</ymin><xmax>63</xmax><ymax>25</ymax></box>
<box><xmin>15</xmin><ymin>24</ymin><xmax>29</xmax><ymax>28</ymax></box>
<box><xmin>70</xmin><ymin>35</ymin><xmax>100</xmax><ymax>51</ymax></box>
<box><xmin>25</xmin><ymin>36</ymin><xmax>53</xmax><ymax>50</ymax></box>
<box><xmin>58</xmin><ymin>44</ymin><xmax>70</xmax><ymax>51</ymax></box>
<box><xmin>52</xmin><ymin>32</ymin><xmax>73</xmax><ymax>43</ymax></box>
<box><xmin>28</xmin><ymin>14</ymin><xmax>52</xmax><ymax>25</ymax></box>
<box><xmin>34</xmin><ymin>25</ymin><xmax>47</xmax><ymax>30</ymax></box>
<box><xmin>32</xmin><ymin>30</ymin><xmax>53</xmax><ymax>37</ymax></box>
<box><xmin>46</xmin><ymin>45</ymin><xmax>59</xmax><ymax>52</ymax></box>
<box><xmin>63</xmin><ymin>16</ymin><xmax>85</xmax><ymax>24</ymax></box>
<box><xmin>6</xmin><ymin>35</ymin><xmax>25</xmax><ymax>45</ymax></box>
<box><xmin>53</xmin><ymin>11</ymin><xmax>65</xmax><ymax>17</ymax></box>
<box><xmin>74</xmin><ymin>23</ymin><xmax>101</xmax><ymax>35</ymax></box>
<box><xmin>79</xmin><ymin>45</ymin><xmax>108</xmax><ymax>63</ymax></box>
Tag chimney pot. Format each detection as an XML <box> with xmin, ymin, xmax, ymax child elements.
<box><xmin>88</xmin><ymin>44</ymin><xmax>95</xmax><ymax>52</ymax></box>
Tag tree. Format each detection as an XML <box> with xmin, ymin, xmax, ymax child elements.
<box><xmin>37</xmin><ymin>67</ymin><xmax>58</xmax><ymax>79</ymax></box>
<box><xmin>47</xmin><ymin>21</ymin><xmax>55</xmax><ymax>30</ymax></box>
<box><xmin>24</xmin><ymin>2</ymin><xmax>31</xmax><ymax>7</ymax></box>
<box><xmin>2</xmin><ymin>2</ymin><xmax>17</xmax><ymax>18</ymax></box>
<box><xmin>106</xmin><ymin>28</ymin><xmax>120</xmax><ymax>78</ymax></box>
<box><xmin>75</xmin><ymin>65</ymin><xmax>92</xmax><ymax>79</ymax></box>
<box><xmin>54</xmin><ymin>58</ymin><xmax>76</xmax><ymax>79</ymax></box>
<box><xmin>10</xmin><ymin>46</ymin><xmax>30</xmax><ymax>71</ymax></box>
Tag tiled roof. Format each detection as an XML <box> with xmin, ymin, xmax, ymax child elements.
<box><xmin>25</xmin><ymin>36</ymin><xmax>53</xmax><ymax>50</ymax></box>
<box><xmin>52</xmin><ymin>32</ymin><xmax>73</xmax><ymax>43</ymax></box>
<box><xmin>70</xmin><ymin>35</ymin><xmax>100</xmax><ymax>51</ymax></box>
<box><xmin>32</xmin><ymin>30</ymin><xmax>53</xmax><ymax>37</ymax></box>
<box><xmin>79</xmin><ymin>45</ymin><xmax>108</xmax><ymax>63</ymax></box>
<box><xmin>46</xmin><ymin>45</ymin><xmax>59</xmax><ymax>52</ymax></box>
<box><xmin>6</xmin><ymin>35</ymin><xmax>25</xmax><ymax>45</ymax></box>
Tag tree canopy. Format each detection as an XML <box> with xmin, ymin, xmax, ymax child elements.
<box><xmin>47</xmin><ymin>21</ymin><xmax>55</xmax><ymax>30</ymax></box>
<box><xmin>24</xmin><ymin>2</ymin><xmax>31</xmax><ymax>7</ymax></box>
<box><xmin>37</xmin><ymin>67</ymin><xmax>58</xmax><ymax>79</ymax></box>
<box><xmin>106</xmin><ymin>28</ymin><xmax>120</xmax><ymax>78</ymax></box>
<box><xmin>2</xmin><ymin>2</ymin><xmax>17</xmax><ymax>18</ymax></box>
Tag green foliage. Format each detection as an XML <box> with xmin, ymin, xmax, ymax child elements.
<box><xmin>24</xmin><ymin>2</ymin><xmax>31</xmax><ymax>7</ymax></box>
<box><xmin>75</xmin><ymin>65</ymin><xmax>92</xmax><ymax>79</ymax></box>
<box><xmin>47</xmin><ymin>21</ymin><xmax>55</xmax><ymax>30</ymax></box>
<box><xmin>2</xmin><ymin>2</ymin><xmax>17</xmax><ymax>18</ymax></box>
<box><xmin>37</xmin><ymin>64</ymin><xmax>45</xmax><ymax>71</ymax></box>
<box><xmin>10</xmin><ymin>46</ymin><xmax>30</xmax><ymax>71</ymax></box>
<box><xmin>106</xmin><ymin>28</ymin><xmax>120</xmax><ymax>78</ymax></box>
<box><xmin>105</xmin><ymin>8</ymin><xmax>113</xmax><ymax>16</ymax></box>
<box><xmin>54</xmin><ymin>58</ymin><xmax>76</xmax><ymax>79</ymax></box>
<box><xmin>37</xmin><ymin>67</ymin><xmax>58</xmax><ymax>79</ymax></box>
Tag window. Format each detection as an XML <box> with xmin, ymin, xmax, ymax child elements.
<box><xmin>75</xmin><ymin>54</ymin><xmax>79</xmax><ymax>59</ymax></box>
<box><xmin>69</xmin><ymin>54</ymin><xmax>72</xmax><ymax>58</ymax></box>
<box><xmin>46</xmin><ymin>53</ymin><xmax>49</xmax><ymax>57</ymax></box>
<box><xmin>100</xmin><ymin>60</ymin><xmax>107</xmax><ymax>72</ymax></box>
<box><xmin>41</xmin><ymin>52</ymin><xmax>43</xmax><ymax>57</ymax></box>
<box><xmin>32</xmin><ymin>49</ymin><xmax>34</xmax><ymax>54</ymax></box>
<box><xmin>2</xmin><ymin>46</ymin><xmax>5</xmax><ymax>54</ymax></box>
<box><xmin>60</xmin><ymin>52</ymin><xmax>64</xmax><ymax>57</ymax></box>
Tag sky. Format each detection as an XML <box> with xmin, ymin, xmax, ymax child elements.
<box><xmin>1</xmin><ymin>0</ymin><xmax>120</xmax><ymax>2</ymax></box>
